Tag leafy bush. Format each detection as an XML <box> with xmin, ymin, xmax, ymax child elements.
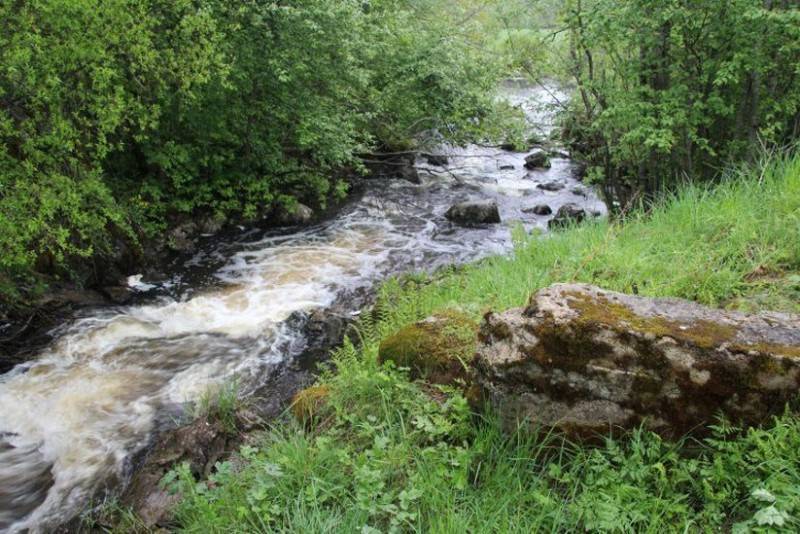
<box><xmin>0</xmin><ymin>0</ymin><xmax>505</xmax><ymax>303</ymax></box>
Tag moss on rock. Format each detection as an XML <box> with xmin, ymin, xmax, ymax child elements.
<box><xmin>564</xmin><ymin>291</ymin><xmax>739</xmax><ymax>349</ymax></box>
<box><xmin>378</xmin><ymin>310</ymin><xmax>479</xmax><ymax>386</ymax></box>
<box><xmin>290</xmin><ymin>384</ymin><xmax>330</xmax><ymax>424</ymax></box>
<box><xmin>477</xmin><ymin>283</ymin><xmax>800</xmax><ymax>438</ymax></box>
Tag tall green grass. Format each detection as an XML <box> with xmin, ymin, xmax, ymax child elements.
<box><xmin>167</xmin><ymin>154</ymin><xmax>800</xmax><ymax>533</ymax></box>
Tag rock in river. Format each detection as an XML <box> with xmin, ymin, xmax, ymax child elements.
<box><xmin>536</xmin><ymin>181</ymin><xmax>565</xmax><ymax>192</ymax></box>
<box><xmin>277</xmin><ymin>203</ymin><xmax>314</xmax><ymax>226</ymax></box>
<box><xmin>548</xmin><ymin>203</ymin><xmax>586</xmax><ymax>228</ymax></box>
<box><xmin>571</xmin><ymin>186</ymin><xmax>587</xmax><ymax>197</ymax></box>
<box><xmin>524</xmin><ymin>149</ymin><xmax>552</xmax><ymax>170</ymax></box>
<box><xmin>473</xmin><ymin>283</ymin><xmax>800</xmax><ymax>438</ymax></box>
<box><xmin>445</xmin><ymin>200</ymin><xmax>501</xmax><ymax>225</ymax></box>
<box><xmin>522</xmin><ymin>204</ymin><xmax>552</xmax><ymax>216</ymax></box>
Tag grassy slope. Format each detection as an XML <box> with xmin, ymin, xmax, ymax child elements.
<box><xmin>167</xmin><ymin>155</ymin><xmax>800</xmax><ymax>533</ymax></box>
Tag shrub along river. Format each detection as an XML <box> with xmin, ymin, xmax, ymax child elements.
<box><xmin>0</xmin><ymin>81</ymin><xmax>605</xmax><ymax>532</ymax></box>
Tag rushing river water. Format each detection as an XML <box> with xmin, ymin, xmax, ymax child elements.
<box><xmin>0</xmin><ymin>82</ymin><xmax>605</xmax><ymax>532</ymax></box>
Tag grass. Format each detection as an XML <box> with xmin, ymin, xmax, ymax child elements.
<box><xmin>164</xmin><ymin>154</ymin><xmax>800</xmax><ymax>533</ymax></box>
<box><xmin>193</xmin><ymin>379</ymin><xmax>242</xmax><ymax>436</ymax></box>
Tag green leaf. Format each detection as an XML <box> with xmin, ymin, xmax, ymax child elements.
<box><xmin>754</xmin><ymin>506</ymin><xmax>789</xmax><ymax>527</ymax></box>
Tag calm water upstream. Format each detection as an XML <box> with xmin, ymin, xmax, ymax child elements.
<box><xmin>0</xmin><ymin>82</ymin><xmax>605</xmax><ymax>532</ymax></box>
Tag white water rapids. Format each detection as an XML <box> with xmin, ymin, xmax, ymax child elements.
<box><xmin>0</xmin><ymin>83</ymin><xmax>605</xmax><ymax>532</ymax></box>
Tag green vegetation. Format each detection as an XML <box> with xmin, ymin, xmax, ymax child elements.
<box><xmin>6</xmin><ymin>1</ymin><xmax>800</xmax><ymax>530</ymax></box>
<box><xmin>0</xmin><ymin>0</ymin><xmax>507</xmax><ymax>304</ymax></box>
<box><xmin>194</xmin><ymin>380</ymin><xmax>242</xmax><ymax>436</ymax></box>
<box><xmin>167</xmin><ymin>155</ymin><xmax>800</xmax><ymax>532</ymax></box>
<box><xmin>377</xmin><ymin>310</ymin><xmax>478</xmax><ymax>385</ymax></box>
<box><xmin>557</xmin><ymin>0</ymin><xmax>800</xmax><ymax>207</ymax></box>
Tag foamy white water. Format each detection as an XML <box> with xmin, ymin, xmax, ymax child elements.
<box><xmin>0</xmin><ymin>83</ymin><xmax>605</xmax><ymax>532</ymax></box>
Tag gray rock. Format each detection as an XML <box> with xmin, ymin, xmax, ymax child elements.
<box><xmin>35</xmin><ymin>288</ymin><xmax>108</xmax><ymax>309</ymax></box>
<box><xmin>101</xmin><ymin>285</ymin><xmax>133</xmax><ymax>305</ymax></box>
<box><xmin>473</xmin><ymin>283</ymin><xmax>800</xmax><ymax>438</ymax></box>
<box><xmin>445</xmin><ymin>200</ymin><xmax>501</xmax><ymax>225</ymax></box>
<box><xmin>548</xmin><ymin>203</ymin><xmax>586</xmax><ymax>229</ymax></box>
<box><xmin>522</xmin><ymin>204</ymin><xmax>552</xmax><ymax>216</ymax></box>
<box><xmin>278</xmin><ymin>203</ymin><xmax>314</xmax><ymax>226</ymax></box>
<box><xmin>365</xmin><ymin>153</ymin><xmax>421</xmax><ymax>184</ymax></box>
<box><xmin>536</xmin><ymin>181</ymin><xmax>565</xmax><ymax>192</ymax></box>
<box><xmin>524</xmin><ymin>149</ymin><xmax>552</xmax><ymax>170</ymax></box>
<box><xmin>500</xmin><ymin>142</ymin><xmax>518</xmax><ymax>152</ymax></box>
<box><xmin>499</xmin><ymin>165</ymin><xmax>515</xmax><ymax>171</ymax></box>
<box><xmin>571</xmin><ymin>186</ymin><xmax>587</xmax><ymax>197</ymax></box>
<box><xmin>166</xmin><ymin>222</ymin><xmax>198</xmax><ymax>253</ymax></box>
<box><xmin>197</xmin><ymin>216</ymin><xmax>224</xmax><ymax>235</ymax></box>
<box><xmin>120</xmin><ymin>418</ymin><xmax>231</xmax><ymax>528</ymax></box>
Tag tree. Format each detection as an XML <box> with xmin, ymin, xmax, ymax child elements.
<box><xmin>560</xmin><ymin>0</ymin><xmax>800</xmax><ymax>209</ymax></box>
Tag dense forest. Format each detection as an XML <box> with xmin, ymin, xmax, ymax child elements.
<box><xmin>2</xmin><ymin>0</ymin><xmax>800</xmax><ymax>532</ymax></box>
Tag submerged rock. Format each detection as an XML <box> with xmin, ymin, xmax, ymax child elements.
<box><xmin>473</xmin><ymin>283</ymin><xmax>800</xmax><ymax>438</ymax></box>
<box><xmin>536</xmin><ymin>181</ymin><xmax>565</xmax><ymax>192</ymax></box>
<box><xmin>548</xmin><ymin>203</ymin><xmax>586</xmax><ymax>228</ymax></box>
<box><xmin>571</xmin><ymin>186</ymin><xmax>587</xmax><ymax>197</ymax></box>
<box><xmin>379</xmin><ymin>310</ymin><xmax>478</xmax><ymax>386</ymax></box>
<box><xmin>523</xmin><ymin>204</ymin><xmax>552</xmax><ymax>216</ymax></box>
<box><xmin>445</xmin><ymin>200</ymin><xmax>501</xmax><ymax>225</ymax></box>
<box><xmin>524</xmin><ymin>149</ymin><xmax>552</xmax><ymax>170</ymax></box>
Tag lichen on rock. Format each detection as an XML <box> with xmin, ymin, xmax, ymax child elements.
<box><xmin>378</xmin><ymin>310</ymin><xmax>479</xmax><ymax>386</ymax></box>
<box><xmin>473</xmin><ymin>283</ymin><xmax>800</xmax><ymax>438</ymax></box>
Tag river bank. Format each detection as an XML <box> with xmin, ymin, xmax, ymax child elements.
<box><xmin>0</xmin><ymin>177</ymin><xmax>369</xmax><ymax>375</ymax></box>
<box><xmin>0</xmin><ymin>84</ymin><xmax>607</xmax><ymax>532</ymax></box>
<box><xmin>163</xmin><ymin>153</ymin><xmax>800</xmax><ymax>532</ymax></box>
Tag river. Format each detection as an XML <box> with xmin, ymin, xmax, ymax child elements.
<box><xmin>0</xmin><ymin>82</ymin><xmax>605</xmax><ymax>532</ymax></box>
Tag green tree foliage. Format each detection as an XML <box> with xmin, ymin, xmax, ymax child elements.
<box><xmin>559</xmin><ymin>0</ymin><xmax>800</xmax><ymax>208</ymax></box>
<box><xmin>0</xmin><ymin>0</ymin><xmax>503</xmax><ymax>301</ymax></box>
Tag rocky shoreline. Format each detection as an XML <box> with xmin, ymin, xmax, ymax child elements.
<box><xmin>0</xmin><ymin>177</ymin><xmax>374</xmax><ymax>375</ymax></box>
<box><xmin>57</xmin><ymin>293</ymin><xmax>364</xmax><ymax>531</ymax></box>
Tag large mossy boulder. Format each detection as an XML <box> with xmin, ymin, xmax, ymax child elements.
<box><xmin>378</xmin><ymin>311</ymin><xmax>479</xmax><ymax>386</ymax></box>
<box><xmin>473</xmin><ymin>283</ymin><xmax>800</xmax><ymax>438</ymax></box>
